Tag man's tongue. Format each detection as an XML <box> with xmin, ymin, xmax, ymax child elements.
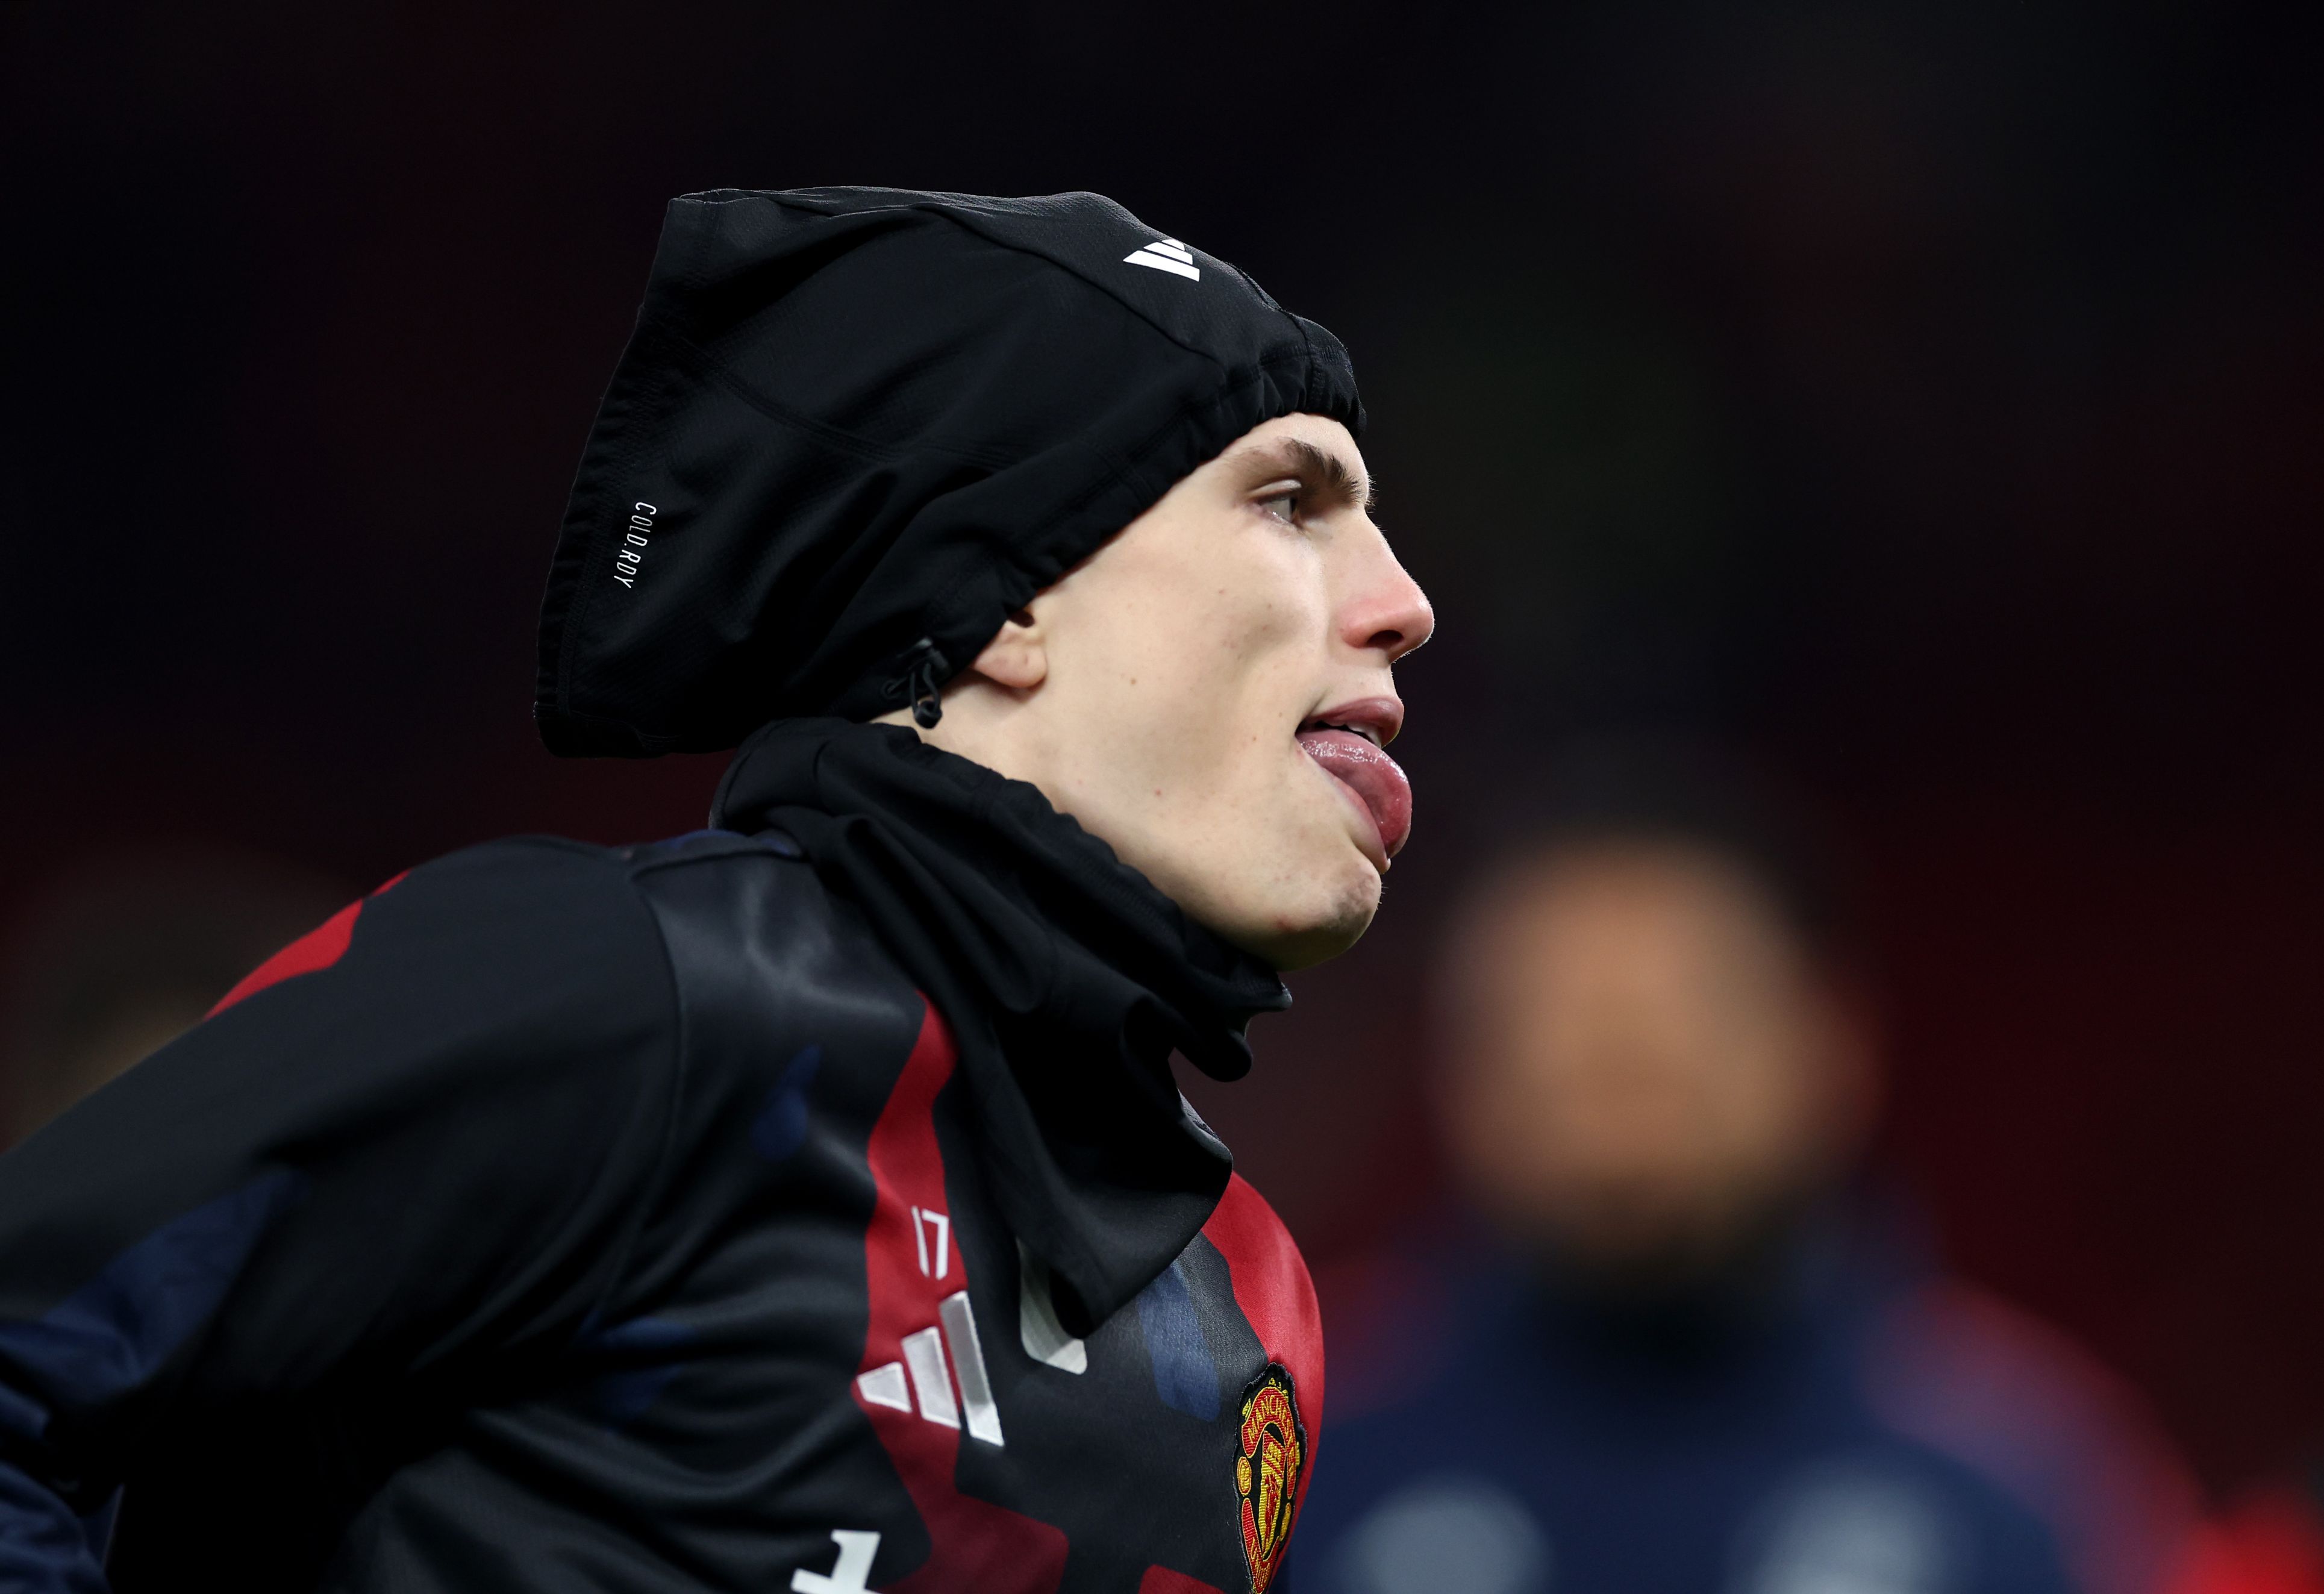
<box><xmin>1296</xmin><ymin>728</ymin><xmax>1413</xmax><ymax>859</ymax></box>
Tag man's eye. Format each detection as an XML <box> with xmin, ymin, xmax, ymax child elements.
<box><xmin>1257</xmin><ymin>490</ymin><xmax>1299</xmax><ymax>524</ymax></box>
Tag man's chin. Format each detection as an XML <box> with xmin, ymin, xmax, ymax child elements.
<box><xmin>1216</xmin><ymin>875</ymin><xmax>1382</xmax><ymax>972</ymax></box>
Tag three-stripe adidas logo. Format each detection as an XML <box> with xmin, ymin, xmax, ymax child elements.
<box><xmin>855</xmin><ymin>1204</ymin><xmax>1005</xmax><ymax>1445</ymax></box>
<box><xmin>1124</xmin><ymin>237</ymin><xmax>1200</xmax><ymax>281</ymax></box>
<box><xmin>854</xmin><ymin>1289</ymin><xmax>1004</xmax><ymax>1445</ymax></box>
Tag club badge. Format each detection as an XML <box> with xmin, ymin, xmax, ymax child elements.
<box><xmin>1234</xmin><ymin>1363</ymin><xmax>1307</xmax><ymax>1593</ymax></box>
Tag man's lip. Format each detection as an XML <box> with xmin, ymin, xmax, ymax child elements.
<box><xmin>1303</xmin><ymin>695</ymin><xmax>1404</xmax><ymax>746</ymax></box>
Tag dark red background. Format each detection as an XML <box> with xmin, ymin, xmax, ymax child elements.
<box><xmin>4</xmin><ymin>0</ymin><xmax>2318</xmax><ymax>1492</ymax></box>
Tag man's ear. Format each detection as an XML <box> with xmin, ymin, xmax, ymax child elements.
<box><xmin>967</xmin><ymin>606</ymin><xmax>1046</xmax><ymax>692</ymax></box>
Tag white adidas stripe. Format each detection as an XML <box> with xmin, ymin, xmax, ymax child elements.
<box><xmin>900</xmin><ymin>1325</ymin><xmax>957</xmax><ymax>1428</ymax></box>
<box><xmin>855</xmin><ymin>1360</ymin><xmax>911</xmax><ymax>1411</ymax></box>
<box><xmin>1124</xmin><ymin>237</ymin><xmax>1200</xmax><ymax>281</ymax></box>
<box><xmin>939</xmin><ymin>1290</ymin><xmax>1004</xmax><ymax>1445</ymax></box>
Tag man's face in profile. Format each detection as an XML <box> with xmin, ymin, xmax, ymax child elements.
<box><xmin>1443</xmin><ymin>839</ymin><xmax>1873</xmax><ymax>1283</ymax></box>
<box><xmin>896</xmin><ymin>413</ymin><xmax>1434</xmax><ymax>970</ymax></box>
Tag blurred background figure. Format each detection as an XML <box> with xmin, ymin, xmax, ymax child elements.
<box><xmin>1293</xmin><ymin>743</ymin><xmax>2198</xmax><ymax>1594</ymax></box>
<box><xmin>2170</xmin><ymin>1468</ymin><xmax>2324</xmax><ymax>1594</ymax></box>
<box><xmin>0</xmin><ymin>850</ymin><xmax>345</xmax><ymax>1148</ymax></box>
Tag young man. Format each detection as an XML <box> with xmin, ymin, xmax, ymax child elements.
<box><xmin>0</xmin><ymin>190</ymin><xmax>1431</xmax><ymax>1594</ymax></box>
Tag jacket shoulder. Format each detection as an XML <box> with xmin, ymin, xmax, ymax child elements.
<box><xmin>203</xmin><ymin>834</ymin><xmax>675</xmax><ymax>1030</ymax></box>
<box><xmin>430</xmin><ymin>828</ymin><xmax>915</xmax><ymax>1058</ymax></box>
<box><xmin>336</xmin><ymin>830</ymin><xmax>837</xmax><ymax>987</ymax></box>
<box><xmin>617</xmin><ymin>827</ymin><xmax>907</xmax><ymax>995</ymax></box>
<box><xmin>620</xmin><ymin>825</ymin><xmax>925</xmax><ymax>1097</ymax></box>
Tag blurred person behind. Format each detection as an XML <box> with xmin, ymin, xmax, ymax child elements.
<box><xmin>2170</xmin><ymin>1467</ymin><xmax>2324</xmax><ymax>1594</ymax></box>
<box><xmin>0</xmin><ymin>849</ymin><xmax>345</xmax><ymax>1148</ymax></box>
<box><xmin>1295</xmin><ymin>742</ymin><xmax>2198</xmax><ymax>1594</ymax></box>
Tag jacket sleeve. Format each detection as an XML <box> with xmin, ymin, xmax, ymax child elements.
<box><xmin>0</xmin><ymin>839</ymin><xmax>681</xmax><ymax>1594</ymax></box>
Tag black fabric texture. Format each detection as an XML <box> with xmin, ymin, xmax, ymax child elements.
<box><xmin>710</xmin><ymin>716</ymin><xmax>1290</xmax><ymax>1328</ymax></box>
<box><xmin>536</xmin><ymin>185</ymin><xmax>1365</xmax><ymax>757</ymax></box>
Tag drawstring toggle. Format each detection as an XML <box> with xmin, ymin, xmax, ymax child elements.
<box><xmin>882</xmin><ymin>637</ymin><xmax>949</xmax><ymax>729</ymax></box>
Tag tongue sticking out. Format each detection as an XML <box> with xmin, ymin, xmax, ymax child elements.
<box><xmin>1296</xmin><ymin>728</ymin><xmax>1414</xmax><ymax>861</ymax></box>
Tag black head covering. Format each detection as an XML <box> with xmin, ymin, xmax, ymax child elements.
<box><xmin>536</xmin><ymin>186</ymin><xmax>1364</xmax><ymax>756</ymax></box>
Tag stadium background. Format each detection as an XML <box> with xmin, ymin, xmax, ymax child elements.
<box><xmin>3</xmin><ymin>0</ymin><xmax>2319</xmax><ymax>1496</ymax></box>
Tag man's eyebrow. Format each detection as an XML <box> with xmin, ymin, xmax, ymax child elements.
<box><xmin>1232</xmin><ymin>436</ymin><xmax>1375</xmax><ymax>513</ymax></box>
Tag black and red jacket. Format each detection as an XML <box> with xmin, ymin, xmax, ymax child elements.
<box><xmin>0</xmin><ymin>796</ymin><xmax>1322</xmax><ymax>1593</ymax></box>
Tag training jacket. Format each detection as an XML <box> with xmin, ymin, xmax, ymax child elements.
<box><xmin>0</xmin><ymin>829</ymin><xmax>1320</xmax><ymax>1594</ymax></box>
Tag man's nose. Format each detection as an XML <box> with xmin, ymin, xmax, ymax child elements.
<box><xmin>1341</xmin><ymin>541</ymin><xmax>1435</xmax><ymax>665</ymax></box>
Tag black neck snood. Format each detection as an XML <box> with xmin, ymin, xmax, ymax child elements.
<box><xmin>709</xmin><ymin>717</ymin><xmax>1292</xmax><ymax>1327</ymax></box>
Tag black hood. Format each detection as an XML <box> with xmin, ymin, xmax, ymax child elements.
<box><xmin>537</xmin><ymin>186</ymin><xmax>1364</xmax><ymax>757</ymax></box>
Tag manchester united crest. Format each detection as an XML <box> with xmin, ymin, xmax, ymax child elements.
<box><xmin>1234</xmin><ymin>1363</ymin><xmax>1307</xmax><ymax>1593</ymax></box>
